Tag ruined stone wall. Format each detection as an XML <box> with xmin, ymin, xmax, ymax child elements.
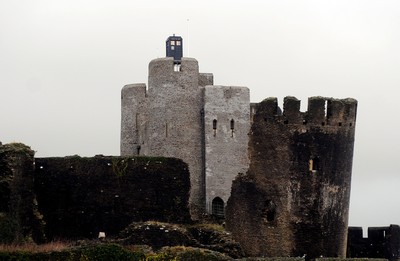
<box><xmin>120</xmin><ymin>83</ymin><xmax>148</xmax><ymax>156</ymax></box>
<box><xmin>226</xmin><ymin>96</ymin><xmax>357</xmax><ymax>258</ymax></box>
<box><xmin>203</xmin><ymin>86</ymin><xmax>250</xmax><ymax>214</ymax></box>
<box><xmin>0</xmin><ymin>143</ymin><xmax>44</xmax><ymax>243</ymax></box>
<box><xmin>348</xmin><ymin>225</ymin><xmax>400</xmax><ymax>261</ymax></box>
<box><xmin>34</xmin><ymin>156</ymin><xmax>191</xmax><ymax>239</ymax></box>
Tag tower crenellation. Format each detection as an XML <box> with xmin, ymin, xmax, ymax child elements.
<box><xmin>258</xmin><ymin>96</ymin><xmax>357</xmax><ymax>129</ymax></box>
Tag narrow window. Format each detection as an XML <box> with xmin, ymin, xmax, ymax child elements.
<box><xmin>263</xmin><ymin>200</ymin><xmax>276</xmax><ymax>222</ymax></box>
<box><xmin>212</xmin><ymin>197</ymin><xmax>224</xmax><ymax>218</ymax></box>
<box><xmin>174</xmin><ymin>64</ymin><xmax>181</xmax><ymax>71</ymax></box>
<box><xmin>165</xmin><ymin>122</ymin><xmax>168</xmax><ymax>137</ymax></box>
<box><xmin>230</xmin><ymin>119</ymin><xmax>235</xmax><ymax>137</ymax></box>
<box><xmin>309</xmin><ymin>157</ymin><xmax>320</xmax><ymax>172</ymax></box>
<box><xmin>136</xmin><ymin>145</ymin><xmax>141</xmax><ymax>155</ymax></box>
<box><xmin>309</xmin><ymin>159</ymin><xmax>313</xmax><ymax>171</ymax></box>
<box><xmin>213</xmin><ymin>119</ymin><xmax>217</xmax><ymax>137</ymax></box>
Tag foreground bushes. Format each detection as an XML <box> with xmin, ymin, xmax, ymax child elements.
<box><xmin>0</xmin><ymin>243</ymin><xmax>232</xmax><ymax>261</ymax></box>
<box><xmin>0</xmin><ymin>243</ymin><xmax>144</xmax><ymax>261</ymax></box>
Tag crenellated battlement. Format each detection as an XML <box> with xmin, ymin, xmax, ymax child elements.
<box><xmin>121</xmin><ymin>83</ymin><xmax>147</xmax><ymax>100</ymax></box>
<box><xmin>256</xmin><ymin>96</ymin><xmax>357</xmax><ymax>128</ymax></box>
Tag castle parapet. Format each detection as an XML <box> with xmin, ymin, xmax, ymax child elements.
<box><xmin>283</xmin><ymin>96</ymin><xmax>301</xmax><ymax>124</ymax></box>
<box><xmin>347</xmin><ymin>225</ymin><xmax>400</xmax><ymax>261</ymax></box>
<box><xmin>256</xmin><ymin>96</ymin><xmax>357</xmax><ymax>128</ymax></box>
<box><xmin>307</xmin><ymin>96</ymin><xmax>326</xmax><ymax>124</ymax></box>
<box><xmin>258</xmin><ymin>97</ymin><xmax>280</xmax><ymax>122</ymax></box>
<box><xmin>121</xmin><ymin>83</ymin><xmax>147</xmax><ymax>100</ymax></box>
<box><xmin>199</xmin><ymin>73</ymin><xmax>214</xmax><ymax>87</ymax></box>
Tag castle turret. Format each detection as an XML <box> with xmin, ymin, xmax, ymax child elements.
<box><xmin>121</xmin><ymin>53</ymin><xmax>218</xmax><ymax>216</ymax></box>
<box><xmin>146</xmin><ymin>57</ymin><xmax>205</xmax><ymax>213</ymax></box>
<box><xmin>226</xmin><ymin>96</ymin><xmax>357</xmax><ymax>258</ymax></box>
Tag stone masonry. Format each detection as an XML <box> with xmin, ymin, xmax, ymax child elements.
<box><xmin>121</xmin><ymin>57</ymin><xmax>250</xmax><ymax>216</ymax></box>
<box><xmin>120</xmin><ymin>56</ymin><xmax>358</xmax><ymax>258</ymax></box>
<box><xmin>204</xmin><ymin>86</ymin><xmax>250</xmax><ymax>212</ymax></box>
<box><xmin>226</xmin><ymin>96</ymin><xmax>357</xmax><ymax>258</ymax></box>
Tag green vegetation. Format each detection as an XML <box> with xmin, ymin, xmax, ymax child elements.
<box><xmin>0</xmin><ymin>143</ymin><xmax>34</xmax><ymax>157</ymax></box>
<box><xmin>0</xmin><ymin>213</ymin><xmax>20</xmax><ymax>244</ymax></box>
<box><xmin>0</xmin><ymin>142</ymin><xmax>38</xmax><ymax>244</ymax></box>
<box><xmin>112</xmin><ymin>158</ymin><xmax>129</xmax><ymax>177</ymax></box>
<box><xmin>189</xmin><ymin>223</ymin><xmax>225</xmax><ymax>232</ymax></box>
<box><xmin>0</xmin><ymin>243</ymin><xmax>233</xmax><ymax>261</ymax></box>
<box><xmin>0</xmin><ymin>243</ymin><xmax>143</xmax><ymax>261</ymax></box>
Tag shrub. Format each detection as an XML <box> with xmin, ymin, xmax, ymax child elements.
<box><xmin>0</xmin><ymin>214</ymin><xmax>20</xmax><ymax>244</ymax></box>
<box><xmin>80</xmin><ymin>243</ymin><xmax>143</xmax><ymax>261</ymax></box>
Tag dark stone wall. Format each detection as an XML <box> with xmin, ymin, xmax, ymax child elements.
<box><xmin>0</xmin><ymin>143</ymin><xmax>44</xmax><ymax>243</ymax></box>
<box><xmin>348</xmin><ymin>225</ymin><xmax>400</xmax><ymax>261</ymax></box>
<box><xmin>34</xmin><ymin>156</ymin><xmax>191</xmax><ymax>240</ymax></box>
<box><xmin>226</xmin><ymin>96</ymin><xmax>357</xmax><ymax>258</ymax></box>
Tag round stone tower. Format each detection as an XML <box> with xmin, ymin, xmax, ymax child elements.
<box><xmin>226</xmin><ymin>96</ymin><xmax>357</xmax><ymax>258</ymax></box>
<box><xmin>146</xmin><ymin>57</ymin><xmax>205</xmax><ymax>213</ymax></box>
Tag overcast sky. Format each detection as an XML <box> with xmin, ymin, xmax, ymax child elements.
<box><xmin>1</xmin><ymin>0</ymin><xmax>399</xmax><ymax>230</ymax></box>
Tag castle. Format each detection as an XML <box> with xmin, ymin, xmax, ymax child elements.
<box><xmin>120</xmin><ymin>36</ymin><xmax>358</xmax><ymax>257</ymax></box>
<box><xmin>3</xmin><ymin>36</ymin><xmax>400</xmax><ymax>260</ymax></box>
<box><xmin>121</xmin><ymin>35</ymin><xmax>250</xmax><ymax>216</ymax></box>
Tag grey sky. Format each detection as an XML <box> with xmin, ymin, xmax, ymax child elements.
<box><xmin>1</xmin><ymin>0</ymin><xmax>399</xmax><ymax>230</ymax></box>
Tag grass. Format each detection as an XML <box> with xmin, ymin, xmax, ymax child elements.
<box><xmin>190</xmin><ymin>223</ymin><xmax>225</xmax><ymax>232</ymax></box>
<box><xmin>0</xmin><ymin>241</ymin><xmax>70</xmax><ymax>253</ymax></box>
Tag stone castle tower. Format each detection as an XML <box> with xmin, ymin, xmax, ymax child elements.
<box><xmin>226</xmin><ymin>96</ymin><xmax>357</xmax><ymax>258</ymax></box>
<box><xmin>121</xmin><ymin>36</ymin><xmax>250</xmax><ymax>215</ymax></box>
<box><xmin>121</xmin><ymin>36</ymin><xmax>358</xmax><ymax>257</ymax></box>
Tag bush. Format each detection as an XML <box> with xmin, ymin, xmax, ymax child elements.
<box><xmin>0</xmin><ymin>214</ymin><xmax>20</xmax><ymax>244</ymax></box>
<box><xmin>0</xmin><ymin>243</ymin><xmax>145</xmax><ymax>261</ymax></box>
<box><xmin>80</xmin><ymin>243</ymin><xmax>144</xmax><ymax>261</ymax></box>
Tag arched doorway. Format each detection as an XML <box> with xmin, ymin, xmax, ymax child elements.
<box><xmin>212</xmin><ymin>197</ymin><xmax>225</xmax><ymax>217</ymax></box>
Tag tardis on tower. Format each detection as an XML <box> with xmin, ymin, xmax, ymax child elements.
<box><xmin>166</xmin><ymin>35</ymin><xmax>183</xmax><ymax>63</ymax></box>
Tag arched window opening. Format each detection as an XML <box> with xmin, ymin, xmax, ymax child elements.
<box><xmin>212</xmin><ymin>197</ymin><xmax>225</xmax><ymax>218</ymax></box>
<box><xmin>230</xmin><ymin>119</ymin><xmax>235</xmax><ymax>137</ymax></box>
<box><xmin>213</xmin><ymin>119</ymin><xmax>217</xmax><ymax>137</ymax></box>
